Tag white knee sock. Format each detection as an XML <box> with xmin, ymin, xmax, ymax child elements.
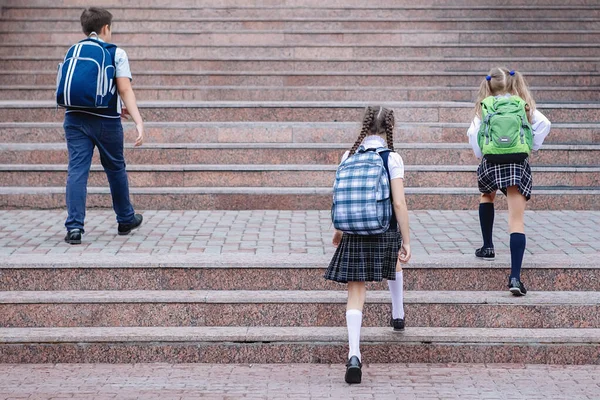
<box><xmin>387</xmin><ymin>271</ymin><xmax>405</xmax><ymax>319</ymax></box>
<box><xmin>346</xmin><ymin>309</ymin><xmax>362</xmax><ymax>361</ymax></box>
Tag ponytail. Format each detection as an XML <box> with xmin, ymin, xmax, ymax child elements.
<box><xmin>508</xmin><ymin>70</ymin><xmax>536</xmax><ymax>121</ymax></box>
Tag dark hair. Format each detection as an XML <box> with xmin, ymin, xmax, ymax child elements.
<box><xmin>80</xmin><ymin>7</ymin><xmax>113</xmax><ymax>36</ymax></box>
<box><xmin>349</xmin><ymin>106</ymin><xmax>395</xmax><ymax>155</ymax></box>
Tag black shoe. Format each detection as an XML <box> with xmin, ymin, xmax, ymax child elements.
<box><xmin>64</xmin><ymin>229</ymin><xmax>82</xmax><ymax>245</ymax></box>
<box><xmin>475</xmin><ymin>247</ymin><xmax>495</xmax><ymax>260</ymax></box>
<box><xmin>509</xmin><ymin>277</ymin><xmax>527</xmax><ymax>296</ymax></box>
<box><xmin>390</xmin><ymin>317</ymin><xmax>405</xmax><ymax>331</ymax></box>
<box><xmin>345</xmin><ymin>356</ymin><xmax>362</xmax><ymax>384</ymax></box>
<box><xmin>118</xmin><ymin>214</ymin><xmax>143</xmax><ymax>236</ymax></box>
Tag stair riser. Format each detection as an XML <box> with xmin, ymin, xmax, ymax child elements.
<box><xmin>2</xmin><ymin>303</ymin><xmax>599</xmax><ymax>329</ymax></box>
<box><xmin>5</xmin><ymin>192</ymin><xmax>597</xmax><ymax>210</ymax></box>
<box><xmin>3</xmin><ymin>87</ymin><xmax>597</xmax><ymax>103</ymax></box>
<box><xmin>4</xmin><ymin>32</ymin><xmax>600</xmax><ymax>46</ymax></box>
<box><xmin>8</xmin><ymin>59</ymin><xmax>600</xmax><ymax>73</ymax></box>
<box><xmin>3</xmin><ymin>7</ymin><xmax>598</xmax><ymax>19</ymax></box>
<box><xmin>4</xmin><ymin>20</ymin><xmax>600</xmax><ymax>32</ymax></box>
<box><xmin>1</xmin><ymin>106</ymin><xmax>597</xmax><ymax>123</ymax></box>
<box><xmin>1</xmin><ymin>148</ymin><xmax>596</xmax><ymax>166</ymax></box>
<box><xmin>2</xmin><ymin>169</ymin><xmax>597</xmax><ymax>188</ymax></box>
<box><xmin>1</xmin><ymin>342</ymin><xmax>598</xmax><ymax>364</ymax></box>
<box><xmin>4</xmin><ymin>73</ymin><xmax>597</xmax><ymax>88</ymax></box>
<box><xmin>1</xmin><ymin>125</ymin><xmax>597</xmax><ymax>145</ymax></box>
<box><xmin>3</xmin><ymin>45</ymin><xmax>598</xmax><ymax>58</ymax></box>
<box><xmin>3</xmin><ymin>267</ymin><xmax>600</xmax><ymax>291</ymax></box>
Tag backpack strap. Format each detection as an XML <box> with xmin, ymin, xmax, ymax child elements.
<box><xmin>378</xmin><ymin>149</ymin><xmax>398</xmax><ymax>230</ymax></box>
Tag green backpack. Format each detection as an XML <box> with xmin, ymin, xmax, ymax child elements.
<box><xmin>478</xmin><ymin>95</ymin><xmax>533</xmax><ymax>162</ymax></box>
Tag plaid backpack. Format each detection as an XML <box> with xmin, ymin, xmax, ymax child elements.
<box><xmin>332</xmin><ymin>146</ymin><xmax>392</xmax><ymax>235</ymax></box>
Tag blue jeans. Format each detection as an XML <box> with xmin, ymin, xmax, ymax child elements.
<box><xmin>64</xmin><ymin>112</ymin><xmax>135</xmax><ymax>232</ymax></box>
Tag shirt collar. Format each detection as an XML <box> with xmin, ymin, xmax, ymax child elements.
<box><xmin>88</xmin><ymin>32</ymin><xmax>105</xmax><ymax>43</ymax></box>
<box><xmin>362</xmin><ymin>135</ymin><xmax>387</xmax><ymax>148</ymax></box>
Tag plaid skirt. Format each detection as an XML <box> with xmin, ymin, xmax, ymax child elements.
<box><xmin>324</xmin><ymin>229</ymin><xmax>401</xmax><ymax>283</ymax></box>
<box><xmin>477</xmin><ymin>158</ymin><xmax>533</xmax><ymax>200</ymax></box>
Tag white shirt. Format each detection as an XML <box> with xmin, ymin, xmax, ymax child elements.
<box><xmin>340</xmin><ymin>135</ymin><xmax>405</xmax><ymax>180</ymax></box>
<box><xmin>93</xmin><ymin>36</ymin><xmax>132</xmax><ymax>80</ymax></box>
<box><xmin>467</xmin><ymin>94</ymin><xmax>552</xmax><ymax>158</ymax></box>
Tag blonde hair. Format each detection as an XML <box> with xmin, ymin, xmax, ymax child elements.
<box><xmin>475</xmin><ymin>66</ymin><xmax>536</xmax><ymax>121</ymax></box>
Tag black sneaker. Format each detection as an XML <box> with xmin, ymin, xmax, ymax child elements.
<box><xmin>345</xmin><ymin>355</ymin><xmax>362</xmax><ymax>384</ymax></box>
<box><xmin>475</xmin><ymin>247</ymin><xmax>495</xmax><ymax>260</ymax></box>
<box><xmin>117</xmin><ymin>214</ymin><xmax>143</xmax><ymax>236</ymax></box>
<box><xmin>390</xmin><ymin>317</ymin><xmax>405</xmax><ymax>331</ymax></box>
<box><xmin>64</xmin><ymin>229</ymin><xmax>82</xmax><ymax>245</ymax></box>
<box><xmin>509</xmin><ymin>277</ymin><xmax>527</xmax><ymax>296</ymax></box>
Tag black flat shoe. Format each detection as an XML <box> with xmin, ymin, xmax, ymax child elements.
<box><xmin>475</xmin><ymin>247</ymin><xmax>495</xmax><ymax>260</ymax></box>
<box><xmin>345</xmin><ymin>355</ymin><xmax>362</xmax><ymax>384</ymax></box>
<box><xmin>64</xmin><ymin>229</ymin><xmax>82</xmax><ymax>245</ymax></box>
<box><xmin>390</xmin><ymin>317</ymin><xmax>405</xmax><ymax>331</ymax></box>
<box><xmin>509</xmin><ymin>277</ymin><xmax>527</xmax><ymax>296</ymax></box>
<box><xmin>118</xmin><ymin>214</ymin><xmax>143</xmax><ymax>236</ymax></box>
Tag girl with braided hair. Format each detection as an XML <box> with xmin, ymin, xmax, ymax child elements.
<box><xmin>468</xmin><ymin>67</ymin><xmax>551</xmax><ymax>296</ymax></box>
<box><xmin>325</xmin><ymin>106</ymin><xmax>411</xmax><ymax>384</ymax></box>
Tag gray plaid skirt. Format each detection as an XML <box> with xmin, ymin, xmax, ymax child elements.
<box><xmin>477</xmin><ymin>158</ymin><xmax>533</xmax><ymax>200</ymax></box>
<box><xmin>324</xmin><ymin>229</ymin><xmax>401</xmax><ymax>283</ymax></box>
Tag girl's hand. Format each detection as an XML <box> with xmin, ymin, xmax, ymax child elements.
<box><xmin>398</xmin><ymin>243</ymin><xmax>411</xmax><ymax>264</ymax></box>
<box><xmin>332</xmin><ymin>230</ymin><xmax>343</xmax><ymax>247</ymax></box>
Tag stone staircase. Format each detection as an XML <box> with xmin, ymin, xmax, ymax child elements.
<box><xmin>0</xmin><ymin>0</ymin><xmax>599</xmax><ymax>211</ymax></box>
<box><xmin>1</xmin><ymin>0</ymin><xmax>600</xmax><ymax>365</ymax></box>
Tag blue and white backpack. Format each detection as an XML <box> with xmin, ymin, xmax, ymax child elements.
<box><xmin>56</xmin><ymin>37</ymin><xmax>117</xmax><ymax>110</ymax></box>
<box><xmin>332</xmin><ymin>146</ymin><xmax>392</xmax><ymax>235</ymax></box>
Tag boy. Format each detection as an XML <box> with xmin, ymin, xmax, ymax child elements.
<box><xmin>63</xmin><ymin>7</ymin><xmax>144</xmax><ymax>244</ymax></box>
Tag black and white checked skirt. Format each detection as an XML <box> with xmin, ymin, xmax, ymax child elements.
<box><xmin>477</xmin><ymin>158</ymin><xmax>533</xmax><ymax>200</ymax></box>
<box><xmin>324</xmin><ymin>230</ymin><xmax>401</xmax><ymax>283</ymax></box>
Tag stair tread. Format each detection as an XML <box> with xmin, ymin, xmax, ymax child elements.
<box><xmin>3</xmin><ymin>326</ymin><xmax>600</xmax><ymax>344</ymax></box>
<box><xmin>2</xmin><ymin>164</ymin><xmax>599</xmax><ymax>172</ymax></box>
<box><xmin>3</xmin><ymin>290</ymin><xmax>600</xmax><ymax>305</ymax></box>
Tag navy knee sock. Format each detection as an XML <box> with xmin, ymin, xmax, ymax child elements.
<box><xmin>510</xmin><ymin>233</ymin><xmax>526</xmax><ymax>280</ymax></box>
<box><xmin>479</xmin><ymin>203</ymin><xmax>495</xmax><ymax>249</ymax></box>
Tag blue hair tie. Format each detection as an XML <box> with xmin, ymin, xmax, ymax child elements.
<box><xmin>485</xmin><ymin>75</ymin><xmax>491</xmax><ymax>81</ymax></box>
<box><xmin>509</xmin><ymin>70</ymin><xmax>515</xmax><ymax>76</ymax></box>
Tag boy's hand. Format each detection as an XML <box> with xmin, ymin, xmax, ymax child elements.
<box><xmin>134</xmin><ymin>123</ymin><xmax>144</xmax><ymax>147</ymax></box>
<box><xmin>398</xmin><ymin>243</ymin><xmax>411</xmax><ymax>264</ymax></box>
<box><xmin>332</xmin><ymin>230</ymin><xmax>343</xmax><ymax>247</ymax></box>
<box><xmin>121</xmin><ymin>107</ymin><xmax>131</xmax><ymax>120</ymax></box>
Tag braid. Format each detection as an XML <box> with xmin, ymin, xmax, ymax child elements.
<box><xmin>350</xmin><ymin>107</ymin><xmax>375</xmax><ymax>155</ymax></box>
<box><xmin>384</xmin><ymin>109</ymin><xmax>395</xmax><ymax>151</ymax></box>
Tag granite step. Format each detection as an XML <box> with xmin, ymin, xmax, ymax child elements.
<box><xmin>3</xmin><ymin>44</ymin><xmax>598</xmax><ymax>59</ymax></box>
<box><xmin>3</xmin><ymin>85</ymin><xmax>597</xmax><ymax>103</ymax></box>
<box><xmin>5</xmin><ymin>0</ymin><xmax>597</xmax><ymax>8</ymax></box>
<box><xmin>6</xmin><ymin>58</ymin><xmax>600</xmax><ymax>73</ymax></box>
<box><xmin>0</xmin><ymin>186</ymin><xmax>598</xmax><ymax>210</ymax></box>
<box><xmin>1</xmin><ymin>290</ymin><xmax>599</xmax><ymax>329</ymax></box>
<box><xmin>2</xmin><ymin>143</ymin><xmax>597</xmax><ymax>166</ymax></box>
<box><xmin>3</xmin><ymin>71</ymin><xmax>598</xmax><ymax>88</ymax></box>
<box><xmin>3</xmin><ymin>19</ymin><xmax>600</xmax><ymax>32</ymax></box>
<box><xmin>1</xmin><ymin>122</ymin><xmax>596</xmax><ymax>145</ymax></box>
<box><xmin>1</xmin><ymin>326</ymin><xmax>599</xmax><ymax>364</ymax></box>
<box><xmin>2</xmin><ymin>164</ymin><xmax>598</xmax><ymax>188</ymax></box>
<box><xmin>3</xmin><ymin>5</ymin><xmax>598</xmax><ymax>20</ymax></box>
<box><xmin>1</xmin><ymin>101</ymin><xmax>598</xmax><ymax>123</ymax></box>
<box><xmin>3</xmin><ymin>256</ymin><xmax>599</xmax><ymax>291</ymax></box>
<box><xmin>2</xmin><ymin>31</ymin><xmax>600</xmax><ymax>46</ymax></box>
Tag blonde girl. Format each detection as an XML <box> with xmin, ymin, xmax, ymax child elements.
<box><xmin>468</xmin><ymin>67</ymin><xmax>551</xmax><ymax>295</ymax></box>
